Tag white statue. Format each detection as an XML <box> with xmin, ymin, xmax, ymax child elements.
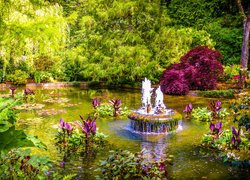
<box><xmin>155</xmin><ymin>86</ymin><xmax>166</xmax><ymax>109</ymax></box>
<box><xmin>141</xmin><ymin>78</ymin><xmax>153</xmax><ymax>108</ymax></box>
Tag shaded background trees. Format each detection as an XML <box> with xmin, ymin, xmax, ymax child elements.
<box><xmin>0</xmin><ymin>0</ymin><xmax>248</xmax><ymax>85</ymax></box>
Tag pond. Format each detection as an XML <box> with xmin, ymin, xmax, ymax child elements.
<box><xmin>1</xmin><ymin>87</ymin><xmax>248</xmax><ymax>179</ymax></box>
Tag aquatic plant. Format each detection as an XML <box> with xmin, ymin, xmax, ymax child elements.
<box><xmin>183</xmin><ymin>103</ymin><xmax>193</xmax><ymax>115</ymax></box>
<box><xmin>191</xmin><ymin>107</ymin><xmax>212</xmax><ymax>121</ymax></box>
<box><xmin>60</xmin><ymin>118</ymin><xmax>74</xmax><ymax>135</ymax></box>
<box><xmin>77</xmin><ymin>115</ymin><xmax>97</xmax><ymax>143</ymax></box>
<box><xmin>209</xmin><ymin>100</ymin><xmax>222</xmax><ymax>118</ymax></box>
<box><xmin>95</xmin><ymin>104</ymin><xmax>113</xmax><ymax>117</ymax></box>
<box><xmin>109</xmin><ymin>99</ymin><xmax>122</xmax><ymax>116</ymax></box>
<box><xmin>37</xmin><ymin>109</ymin><xmax>66</xmax><ymax>116</ymax></box>
<box><xmin>97</xmin><ymin>149</ymin><xmax>172</xmax><ymax>179</ymax></box>
<box><xmin>0</xmin><ymin>149</ymin><xmax>52</xmax><ymax>179</ymax></box>
<box><xmin>209</xmin><ymin>122</ymin><xmax>222</xmax><ymax>139</ymax></box>
<box><xmin>92</xmin><ymin>97</ymin><xmax>100</xmax><ymax>109</ymax></box>
<box><xmin>24</xmin><ymin>88</ymin><xmax>35</xmax><ymax>96</ymax></box>
<box><xmin>56</xmin><ymin>115</ymin><xmax>108</xmax><ymax>152</ymax></box>
<box><xmin>231</xmin><ymin>126</ymin><xmax>241</xmax><ymax>149</ymax></box>
<box><xmin>9</xmin><ymin>86</ymin><xmax>16</xmax><ymax>97</ymax></box>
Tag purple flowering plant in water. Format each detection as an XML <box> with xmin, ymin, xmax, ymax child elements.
<box><xmin>9</xmin><ymin>86</ymin><xmax>16</xmax><ymax>97</ymax></box>
<box><xmin>60</xmin><ymin>118</ymin><xmax>74</xmax><ymax>135</ymax></box>
<box><xmin>231</xmin><ymin>126</ymin><xmax>241</xmax><ymax>149</ymax></box>
<box><xmin>109</xmin><ymin>99</ymin><xmax>122</xmax><ymax>116</ymax></box>
<box><xmin>92</xmin><ymin>97</ymin><xmax>100</xmax><ymax>109</ymax></box>
<box><xmin>183</xmin><ymin>103</ymin><xmax>193</xmax><ymax>118</ymax></box>
<box><xmin>76</xmin><ymin>115</ymin><xmax>97</xmax><ymax>145</ymax></box>
<box><xmin>209</xmin><ymin>122</ymin><xmax>222</xmax><ymax>139</ymax></box>
<box><xmin>209</xmin><ymin>100</ymin><xmax>222</xmax><ymax>118</ymax></box>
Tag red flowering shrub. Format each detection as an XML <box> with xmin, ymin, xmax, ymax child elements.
<box><xmin>160</xmin><ymin>46</ymin><xmax>223</xmax><ymax>95</ymax></box>
<box><xmin>160</xmin><ymin>69</ymin><xmax>189</xmax><ymax>95</ymax></box>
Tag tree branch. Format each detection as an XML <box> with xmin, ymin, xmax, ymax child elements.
<box><xmin>235</xmin><ymin>0</ymin><xmax>246</xmax><ymax>20</ymax></box>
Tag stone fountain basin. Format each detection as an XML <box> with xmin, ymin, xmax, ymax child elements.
<box><xmin>128</xmin><ymin>110</ymin><xmax>182</xmax><ymax>134</ymax></box>
<box><xmin>128</xmin><ymin>110</ymin><xmax>182</xmax><ymax>122</ymax></box>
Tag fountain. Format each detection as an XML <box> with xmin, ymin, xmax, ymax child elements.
<box><xmin>128</xmin><ymin>78</ymin><xmax>182</xmax><ymax>133</ymax></box>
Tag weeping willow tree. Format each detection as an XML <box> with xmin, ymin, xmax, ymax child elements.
<box><xmin>0</xmin><ymin>0</ymin><xmax>68</xmax><ymax>81</ymax></box>
<box><xmin>62</xmin><ymin>0</ymin><xmax>214</xmax><ymax>84</ymax></box>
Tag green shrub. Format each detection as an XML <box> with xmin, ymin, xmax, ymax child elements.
<box><xmin>6</xmin><ymin>70</ymin><xmax>29</xmax><ymax>85</ymax></box>
<box><xmin>34</xmin><ymin>71</ymin><xmax>53</xmax><ymax>83</ymax></box>
<box><xmin>223</xmin><ymin>65</ymin><xmax>241</xmax><ymax>80</ymax></box>
<box><xmin>198</xmin><ymin>90</ymin><xmax>235</xmax><ymax>98</ymax></box>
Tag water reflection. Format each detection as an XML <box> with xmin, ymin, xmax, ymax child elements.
<box><xmin>141</xmin><ymin>137</ymin><xmax>167</xmax><ymax>161</ymax></box>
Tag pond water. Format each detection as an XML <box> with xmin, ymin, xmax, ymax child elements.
<box><xmin>1</xmin><ymin>87</ymin><xmax>249</xmax><ymax>179</ymax></box>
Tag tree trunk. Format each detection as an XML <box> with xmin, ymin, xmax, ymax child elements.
<box><xmin>240</xmin><ymin>7</ymin><xmax>250</xmax><ymax>70</ymax></box>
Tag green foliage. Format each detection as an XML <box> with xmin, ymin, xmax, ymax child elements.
<box><xmin>0</xmin><ymin>148</ymin><xmax>52</xmax><ymax>179</ymax></box>
<box><xmin>97</xmin><ymin>149</ymin><xmax>171</xmax><ymax>180</ymax></box>
<box><xmin>229</xmin><ymin>94</ymin><xmax>250</xmax><ymax>130</ymax></box>
<box><xmin>61</xmin><ymin>0</ymin><xmax>213</xmax><ymax>84</ymax></box>
<box><xmin>191</xmin><ymin>107</ymin><xmax>212</xmax><ymax>122</ymax></box>
<box><xmin>201</xmin><ymin>129</ymin><xmax>250</xmax><ymax>161</ymax></box>
<box><xmin>223</xmin><ymin>65</ymin><xmax>241</xmax><ymax>80</ymax></box>
<box><xmin>34</xmin><ymin>71</ymin><xmax>53</xmax><ymax>83</ymax></box>
<box><xmin>95</xmin><ymin>104</ymin><xmax>130</xmax><ymax>117</ymax></box>
<box><xmin>6</xmin><ymin>70</ymin><xmax>29</xmax><ymax>85</ymax></box>
<box><xmin>0</xmin><ymin>0</ymin><xmax>67</xmax><ymax>82</ymax></box>
<box><xmin>198</xmin><ymin>90</ymin><xmax>235</xmax><ymax>98</ymax></box>
<box><xmin>167</xmin><ymin>0</ymin><xmax>243</xmax><ymax>65</ymax></box>
<box><xmin>0</xmin><ymin>97</ymin><xmax>46</xmax><ymax>153</ymax></box>
<box><xmin>95</xmin><ymin>105</ymin><xmax>113</xmax><ymax>117</ymax></box>
<box><xmin>206</xmin><ymin>21</ymin><xmax>242</xmax><ymax>65</ymax></box>
<box><xmin>218</xmin><ymin>108</ymin><xmax>230</xmax><ymax>119</ymax></box>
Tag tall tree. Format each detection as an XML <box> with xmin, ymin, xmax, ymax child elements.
<box><xmin>236</xmin><ymin>0</ymin><xmax>250</xmax><ymax>70</ymax></box>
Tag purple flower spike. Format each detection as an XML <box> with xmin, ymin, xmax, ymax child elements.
<box><xmin>209</xmin><ymin>122</ymin><xmax>223</xmax><ymax>137</ymax></box>
<box><xmin>183</xmin><ymin>103</ymin><xmax>193</xmax><ymax>114</ymax></box>
<box><xmin>231</xmin><ymin>126</ymin><xmax>238</xmax><ymax>136</ymax></box>
<box><xmin>231</xmin><ymin>136</ymin><xmax>236</xmax><ymax>144</ymax></box>
<box><xmin>60</xmin><ymin>118</ymin><xmax>65</xmax><ymax>129</ymax></box>
<box><xmin>231</xmin><ymin>126</ymin><xmax>241</xmax><ymax>149</ymax></box>
<box><xmin>78</xmin><ymin>115</ymin><xmax>97</xmax><ymax>138</ymax></box>
<box><xmin>92</xmin><ymin>98</ymin><xmax>100</xmax><ymax>109</ymax></box>
<box><xmin>65</xmin><ymin>122</ymin><xmax>73</xmax><ymax>132</ymax></box>
<box><xmin>215</xmin><ymin>122</ymin><xmax>222</xmax><ymax>131</ymax></box>
<box><xmin>59</xmin><ymin>118</ymin><xmax>73</xmax><ymax>134</ymax></box>
<box><xmin>209</xmin><ymin>123</ymin><xmax>215</xmax><ymax>132</ymax></box>
<box><xmin>159</xmin><ymin>162</ymin><xmax>165</xmax><ymax>171</ymax></box>
<box><xmin>60</xmin><ymin>161</ymin><xmax>65</xmax><ymax>168</ymax></box>
<box><xmin>215</xmin><ymin>100</ymin><xmax>222</xmax><ymax>112</ymax></box>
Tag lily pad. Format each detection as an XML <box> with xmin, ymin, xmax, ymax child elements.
<box><xmin>0</xmin><ymin>94</ymin><xmax>10</xmax><ymax>98</ymax></box>
<box><xmin>48</xmin><ymin>93</ymin><xmax>65</xmax><ymax>97</ymax></box>
<box><xmin>43</xmin><ymin>98</ymin><xmax>70</xmax><ymax>103</ymax></box>
<box><xmin>36</xmin><ymin>109</ymin><xmax>67</xmax><ymax>116</ymax></box>
<box><xmin>60</xmin><ymin>103</ymin><xmax>79</xmax><ymax>107</ymax></box>
<box><xmin>18</xmin><ymin>117</ymin><xmax>44</xmax><ymax>125</ymax></box>
<box><xmin>14</xmin><ymin>103</ymin><xmax>45</xmax><ymax>110</ymax></box>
